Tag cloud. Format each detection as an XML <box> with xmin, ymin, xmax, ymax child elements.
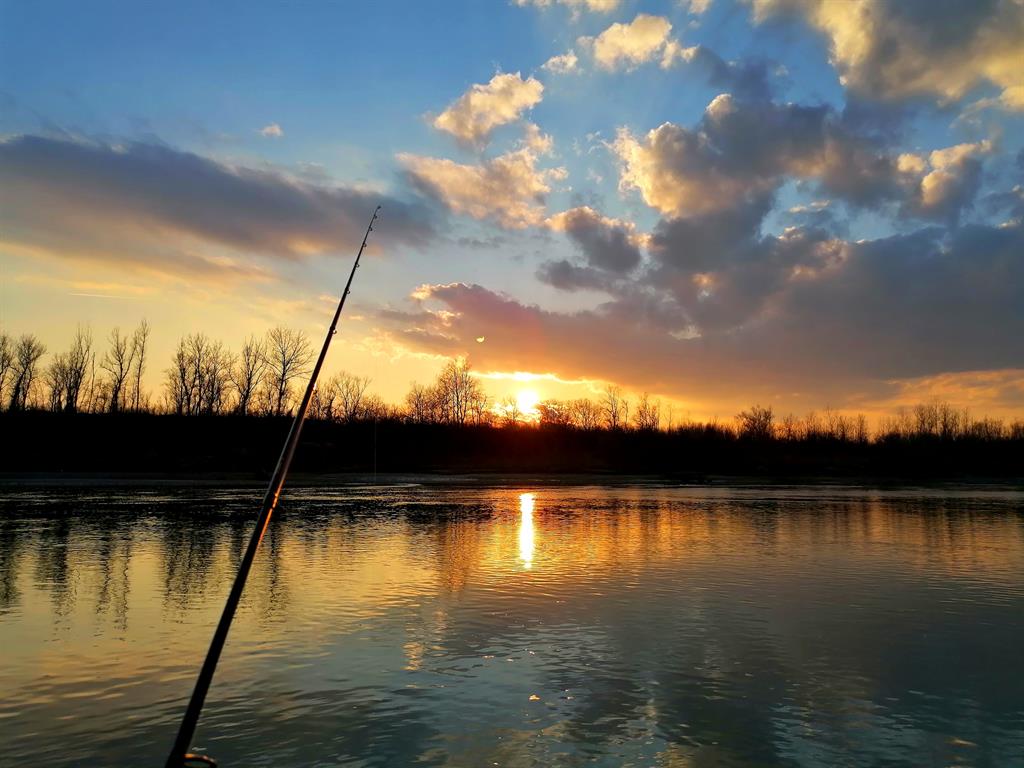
<box><xmin>748</xmin><ymin>0</ymin><xmax>1024</xmax><ymax>109</ymax></box>
<box><xmin>904</xmin><ymin>140</ymin><xmax>993</xmax><ymax>224</ymax></box>
<box><xmin>400</xmin><ymin>147</ymin><xmax>564</xmax><ymax>229</ymax></box>
<box><xmin>515</xmin><ymin>0</ymin><xmax>620</xmax><ymax>14</ymax></box>
<box><xmin>0</xmin><ymin>134</ymin><xmax>434</xmax><ymax>280</ymax></box>
<box><xmin>670</xmin><ymin>44</ymin><xmax>775</xmax><ymax>102</ymax></box>
<box><xmin>578</xmin><ymin>14</ymin><xmax>677</xmax><ymax>71</ymax></box>
<box><xmin>542</xmin><ymin>51</ymin><xmax>580</xmax><ymax>75</ymax></box>
<box><xmin>259</xmin><ymin>123</ymin><xmax>284</xmax><ymax>138</ymax></box>
<box><xmin>545</xmin><ymin>206</ymin><xmax>645</xmax><ymax>273</ymax></box>
<box><xmin>682</xmin><ymin>0</ymin><xmax>713</xmax><ymax>13</ymax></box>
<box><xmin>432</xmin><ymin>72</ymin><xmax>544</xmax><ymax>148</ymax></box>
<box><xmin>612</xmin><ymin>92</ymin><xmax>922</xmax><ymax>218</ymax></box>
<box><xmin>379</xmin><ymin>219</ymin><xmax>1024</xmax><ymax>411</ymax></box>
<box><xmin>522</xmin><ymin>122</ymin><xmax>554</xmax><ymax>155</ymax></box>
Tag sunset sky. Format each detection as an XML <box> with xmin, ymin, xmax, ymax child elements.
<box><xmin>2</xmin><ymin>0</ymin><xmax>1023</xmax><ymax>421</ymax></box>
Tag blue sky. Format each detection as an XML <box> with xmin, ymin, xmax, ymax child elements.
<box><xmin>2</xmin><ymin>0</ymin><xmax>1023</xmax><ymax>418</ymax></box>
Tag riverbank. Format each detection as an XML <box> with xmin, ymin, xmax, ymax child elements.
<box><xmin>3</xmin><ymin>411</ymin><xmax>1023</xmax><ymax>481</ymax></box>
<box><xmin>2</xmin><ymin>471</ymin><xmax>1021</xmax><ymax>491</ymax></box>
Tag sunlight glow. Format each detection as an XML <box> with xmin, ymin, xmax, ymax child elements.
<box><xmin>519</xmin><ymin>493</ymin><xmax>535</xmax><ymax>570</ymax></box>
<box><xmin>516</xmin><ymin>389</ymin><xmax>540</xmax><ymax>414</ymax></box>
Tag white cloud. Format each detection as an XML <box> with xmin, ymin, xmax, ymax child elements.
<box><xmin>578</xmin><ymin>14</ymin><xmax>677</xmax><ymax>72</ymax></box>
<box><xmin>542</xmin><ymin>50</ymin><xmax>580</xmax><ymax>74</ymax></box>
<box><xmin>522</xmin><ymin>123</ymin><xmax>554</xmax><ymax>155</ymax></box>
<box><xmin>259</xmin><ymin>123</ymin><xmax>284</xmax><ymax>138</ymax></box>
<box><xmin>432</xmin><ymin>72</ymin><xmax>544</xmax><ymax>147</ymax></box>
<box><xmin>683</xmin><ymin>0</ymin><xmax>713</xmax><ymax>14</ymax></box>
<box><xmin>515</xmin><ymin>0</ymin><xmax>620</xmax><ymax>15</ymax></box>
<box><xmin>401</xmin><ymin>148</ymin><xmax>564</xmax><ymax>229</ymax></box>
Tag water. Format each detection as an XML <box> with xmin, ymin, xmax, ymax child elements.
<box><xmin>1</xmin><ymin>483</ymin><xmax>1022</xmax><ymax>767</ymax></box>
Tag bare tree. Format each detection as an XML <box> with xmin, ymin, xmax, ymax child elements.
<box><xmin>264</xmin><ymin>327</ymin><xmax>312</xmax><ymax>416</ymax></box>
<box><xmin>569</xmin><ymin>398</ymin><xmax>602</xmax><ymax>430</ymax></box>
<box><xmin>434</xmin><ymin>359</ymin><xmax>483</xmax><ymax>425</ymax></box>
<box><xmin>538</xmin><ymin>399</ymin><xmax>571</xmax><ymax>427</ymax></box>
<box><xmin>501</xmin><ymin>395</ymin><xmax>523</xmax><ymax>427</ymax></box>
<box><xmin>736</xmin><ymin>404</ymin><xmax>774</xmax><ymax>440</ymax></box>
<box><xmin>199</xmin><ymin>341</ymin><xmax>234</xmax><ymax>414</ymax></box>
<box><xmin>45</xmin><ymin>327</ymin><xmax>92</xmax><ymax>414</ymax></box>
<box><xmin>404</xmin><ymin>382</ymin><xmax>434</xmax><ymax>424</ymax></box>
<box><xmin>309</xmin><ymin>375</ymin><xmax>339</xmax><ymax>420</ymax></box>
<box><xmin>129</xmin><ymin>320</ymin><xmax>150</xmax><ymax>411</ymax></box>
<box><xmin>468</xmin><ymin>387</ymin><xmax>491</xmax><ymax>426</ymax></box>
<box><xmin>602</xmin><ymin>385</ymin><xmax>628</xmax><ymax>430</ymax></box>
<box><xmin>779</xmin><ymin>412</ymin><xmax>800</xmax><ymax>441</ymax></box>
<box><xmin>46</xmin><ymin>354</ymin><xmax>70</xmax><ymax>412</ymax></box>
<box><xmin>166</xmin><ymin>336</ymin><xmax>194</xmax><ymax>415</ymax></box>
<box><xmin>0</xmin><ymin>333</ymin><xmax>14</xmax><ymax>408</ymax></box>
<box><xmin>633</xmin><ymin>393</ymin><xmax>661</xmax><ymax>431</ymax></box>
<box><xmin>230</xmin><ymin>335</ymin><xmax>268</xmax><ymax>415</ymax></box>
<box><xmin>7</xmin><ymin>334</ymin><xmax>46</xmax><ymax>410</ymax></box>
<box><xmin>165</xmin><ymin>333</ymin><xmax>231</xmax><ymax>415</ymax></box>
<box><xmin>100</xmin><ymin>327</ymin><xmax>136</xmax><ymax>413</ymax></box>
<box><xmin>359</xmin><ymin>393</ymin><xmax>389</xmax><ymax>421</ymax></box>
<box><xmin>335</xmin><ymin>372</ymin><xmax>371</xmax><ymax>422</ymax></box>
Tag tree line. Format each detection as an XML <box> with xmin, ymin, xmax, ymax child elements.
<box><xmin>2</xmin><ymin>324</ymin><xmax>1023</xmax><ymax>444</ymax></box>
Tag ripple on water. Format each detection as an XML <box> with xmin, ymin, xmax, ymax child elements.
<box><xmin>1</xmin><ymin>485</ymin><xmax>1023</xmax><ymax>766</ymax></box>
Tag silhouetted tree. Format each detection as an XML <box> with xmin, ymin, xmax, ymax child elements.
<box><xmin>0</xmin><ymin>333</ymin><xmax>13</xmax><ymax>409</ymax></box>
<box><xmin>230</xmin><ymin>335</ymin><xmax>268</xmax><ymax>416</ymax></box>
<box><xmin>736</xmin><ymin>405</ymin><xmax>774</xmax><ymax>440</ymax></box>
<box><xmin>199</xmin><ymin>340</ymin><xmax>233</xmax><ymax>414</ymax></box>
<box><xmin>501</xmin><ymin>396</ymin><xmax>523</xmax><ymax>427</ymax></box>
<box><xmin>7</xmin><ymin>334</ymin><xmax>46</xmax><ymax>410</ymax></box>
<box><xmin>602</xmin><ymin>384</ymin><xmax>628</xmax><ymax>430</ymax></box>
<box><xmin>335</xmin><ymin>372</ymin><xmax>371</xmax><ymax>422</ymax></box>
<box><xmin>100</xmin><ymin>327</ymin><xmax>135</xmax><ymax>413</ymax></box>
<box><xmin>404</xmin><ymin>382</ymin><xmax>434</xmax><ymax>424</ymax></box>
<box><xmin>566</xmin><ymin>398</ymin><xmax>601</xmax><ymax>430</ymax></box>
<box><xmin>538</xmin><ymin>399</ymin><xmax>571</xmax><ymax>427</ymax></box>
<box><xmin>434</xmin><ymin>359</ymin><xmax>484</xmax><ymax>425</ymax></box>
<box><xmin>164</xmin><ymin>333</ymin><xmax>232</xmax><ymax>415</ymax></box>
<box><xmin>265</xmin><ymin>327</ymin><xmax>312</xmax><ymax>416</ymax></box>
<box><xmin>129</xmin><ymin>320</ymin><xmax>150</xmax><ymax>411</ymax></box>
<box><xmin>309</xmin><ymin>375</ymin><xmax>338</xmax><ymax>420</ymax></box>
<box><xmin>633</xmin><ymin>392</ymin><xmax>660</xmax><ymax>431</ymax></box>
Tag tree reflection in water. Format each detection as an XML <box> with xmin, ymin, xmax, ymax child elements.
<box><xmin>0</xmin><ymin>484</ymin><xmax>1022</xmax><ymax>767</ymax></box>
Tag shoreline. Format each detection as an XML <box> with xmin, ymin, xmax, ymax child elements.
<box><xmin>2</xmin><ymin>471</ymin><xmax>1022</xmax><ymax>490</ymax></box>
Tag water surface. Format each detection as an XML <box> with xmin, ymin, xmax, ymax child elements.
<box><xmin>1</xmin><ymin>484</ymin><xmax>1022</xmax><ymax>767</ymax></box>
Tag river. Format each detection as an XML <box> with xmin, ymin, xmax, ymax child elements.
<box><xmin>1</xmin><ymin>483</ymin><xmax>1022</xmax><ymax>766</ymax></box>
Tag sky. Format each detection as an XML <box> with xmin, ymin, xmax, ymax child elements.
<box><xmin>1</xmin><ymin>0</ymin><xmax>1023</xmax><ymax>421</ymax></box>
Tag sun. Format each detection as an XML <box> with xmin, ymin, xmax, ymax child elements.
<box><xmin>516</xmin><ymin>389</ymin><xmax>540</xmax><ymax>414</ymax></box>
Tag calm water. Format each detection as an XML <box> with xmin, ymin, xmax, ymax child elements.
<box><xmin>1</xmin><ymin>484</ymin><xmax>1022</xmax><ymax>767</ymax></box>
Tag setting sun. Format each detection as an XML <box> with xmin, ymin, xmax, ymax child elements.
<box><xmin>516</xmin><ymin>389</ymin><xmax>540</xmax><ymax>415</ymax></box>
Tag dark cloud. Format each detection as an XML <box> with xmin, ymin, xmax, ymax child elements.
<box><xmin>682</xmin><ymin>45</ymin><xmax>775</xmax><ymax>103</ymax></box>
<box><xmin>649</xmin><ymin>196</ymin><xmax>843</xmax><ymax>331</ymax></box>
<box><xmin>535</xmin><ymin>259</ymin><xmax>611</xmax><ymax>292</ymax></box>
<box><xmin>614</xmin><ymin>94</ymin><xmax>913</xmax><ymax>219</ymax></box>
<box><xmin>537</xmin><ymin>206</ymin><xmax>644</xmax><ymax>292</ymax></box>
<box><xmin>549</xmin><ymin>206</ymin><xmax>642</xmax><ymax>272</ymax></box>
<box><xmin>381</xmin><ymin>220</ymin><xmax>1024</xmax><ymax>407</ymax></box>
<box><xmin>0</xmin><ymin>134</ymin><xmax>435</xmax><ymax>278</ymax></box>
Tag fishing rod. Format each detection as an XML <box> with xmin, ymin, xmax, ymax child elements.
<box><xmin>165</xmin><ymin>205</ymin><xmax>381</xmax><ymax>768</ymax></box>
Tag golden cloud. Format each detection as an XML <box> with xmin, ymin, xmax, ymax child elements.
<box><xmin>579</xmin><ymin>14</ymin><xmax>677</xmax><ymax>71</ymax></box>
<box><xmin>432</xmin><ymin>72</ymin><xmax>544</xmax><ymax>147</ymax></box>
<box><xmin>748</xmin><ymin>0</ymin><xmax>1024</xmax><ymax>109</ymax></box>
<box><xmin>401</xmin><ymin>148</ymin><xmax>565</xmax><ymax>229</ymax></box>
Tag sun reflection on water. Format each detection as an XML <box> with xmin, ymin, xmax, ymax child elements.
<box><xmin>518</xmin><ymin>492</ymin><xmax>535</xmax><ymax>569</ymax></box>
